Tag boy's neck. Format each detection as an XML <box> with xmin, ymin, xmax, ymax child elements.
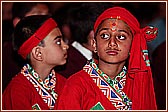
<box><xmin>32</xmin><ymin>63</ymin><xmax>53</xmax><ymax>81</ymax></box>
<box><xmin>98</xmin><ymin>60</ymin><xmax>125</xmax><ymax>79</ymax></box>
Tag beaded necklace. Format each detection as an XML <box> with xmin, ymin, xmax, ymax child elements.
<box><xmin>83</xmin><ymin>59</ymin><xmax>132</xmax><ymax>110</ymax></box>
<box><xmin>21</xmin><ymin>64</ymin><xmax>58</xmax><ymax>109</ymax></box>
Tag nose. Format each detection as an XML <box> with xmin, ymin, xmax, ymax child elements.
<box><xmin>62</xmin><ymin>41</ymin><xmax>69</xmax><ymax>50</ymax></box>
<box><xmin>108</xmin><ymin>37</ymin><xmax>117</xmax><ymax>47</ymax></box>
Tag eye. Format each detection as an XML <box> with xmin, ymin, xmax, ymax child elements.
<box><xmin>100</xmin><ymin>33</ymin><xmax>110</xmax><ymax>39</ymax></box>
<box><xmin>55</xmin><ymin>39</ymin><xmax>61</xmax><ymax>45</ymax></box>
<box><xmin>116</xmin><ymin>35</ymin><xmax>126</xmax><ymax>40</ymax></box>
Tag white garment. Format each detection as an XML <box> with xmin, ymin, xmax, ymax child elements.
<box><xmin>72</xmin><ymin>41</ymin><xmax>92</xmax><ymax>60</ymax></box>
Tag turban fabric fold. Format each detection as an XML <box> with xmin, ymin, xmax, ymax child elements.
<box><xmin>94</xmin><ymin>7</ymin><xmax>158</xmax><ymax>110</ymax></box>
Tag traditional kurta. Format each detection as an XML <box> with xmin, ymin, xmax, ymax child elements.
<box><xmin>56</xmin><ymin>59</ymin><xmax>156</xmax><ymax>110</ymax></box>
<box><xmin>56</xmin><ymin>69</ymin><xmax>116</xmax><ymax>110</ymax></box>
<box><xmin>2</xmin><ymin>64</ymin><xmax>66</xmax><ymax>110</ymax></box>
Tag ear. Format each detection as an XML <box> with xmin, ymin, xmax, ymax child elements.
<box><xmin>88</xmin><ymin>30</ymin><xmax>94</xmax><ymax>40</ymax></box>
<box><xmin>31</xmin><ymin>46</ymin><xmax>43</xmax><ymax>61</ymax></box>
<box><xmin>87</xmin><ymin>30</ymin><xmax>96</xmax><ymax>51</ymax></box>
<box><xmin>13</xmin><ymin>17</ymin><xmax>20</xmax><ymax>27</ymax></box>
<box><xmin>91</xmin><ymin>38</ymin><xmax>97</xmax><ymax>53</ymax></box>
<box><xmin>88</xmin><ymin>30</ymin><xmax>96</xmax><ymax>50</ymax></box>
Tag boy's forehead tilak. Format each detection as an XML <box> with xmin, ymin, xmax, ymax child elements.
<box><xmin>109</xmin><ymin>19</ymin><xmax>118</xmax><ymax>32</ymax></box>
<box><xmin>107</xmin><ymin>16</ymin><xmax>121</xmax><ymax>32</ymax></box>
<box><xmin>97</xmin><ymin>19</ymin><xmax>133</xmax><ymax>37</ymax></box>
<box><xmin>98</xmin><ymin>19</ymin><xmax>123</xmax><ymax>33</ymax></box>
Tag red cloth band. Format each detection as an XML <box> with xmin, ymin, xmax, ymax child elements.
<box><xmin>94</xmin><ymin>7</ymin><xmax>140</xmax><ymax>34</ymax></box>
<box><xmin>18</xmin><ymin>18</ymin><xmax>57</xmax><ymax>59</ymax></box>
<box><xmin>94</xmin><ymin>7</ymin><xmax>158</xmax><ymax>39</ymax></box>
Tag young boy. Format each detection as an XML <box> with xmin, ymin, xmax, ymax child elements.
<box><xmin>2</xmin><ymin>15</ymin><xmax>69</xmax><ymax>110</ymax></box>
<box><xmin>56</xmin><ymin>6</ymin><xmax>157</xmax><ymax>110</ymax></box>
<box><xmin>2</xmin><ymin>2</ymin><xmax>50</xmax><ymax>92</ymax></box>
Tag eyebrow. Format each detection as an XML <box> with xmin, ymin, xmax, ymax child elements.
<box><xmin>54</xmin><ymin>35</ymin><xmax>62</xmax><ymax>40</ymax></box>
<box><xmin>98</xmin><ymin>28</ymin><xmax>130</xmax><ymax>35</ymax></box>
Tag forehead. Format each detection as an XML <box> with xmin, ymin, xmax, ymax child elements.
<box><xmin>50</xmin><ymin>28</ymin><xmax>62</xmax><ymax>35</ymax></box>
<box><xmin>32</xmin><ymin>4</ymin><xmax>49</xmax><ymax>12</ymax></box>
<box><xmin>44</xmin><ymin>28</ymin><xmax>62</xmax><ymax>41</ymax></box>
<box><xmin>25</xmin><ymin>4</ymin><xmax>49</xmax><ymax>17</ymax></box>
<box><xmin>99</xmin><ymin>19</ymin><xmax>130</xmax><ymax>30</ymax></box>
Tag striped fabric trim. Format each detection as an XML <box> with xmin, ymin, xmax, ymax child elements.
<box><xmin>21</xmin><ymin>64</ymin><xmax>58</xmax><ymax>109</ymax></box>
<box><xmin>83</xmin><ymin>59</ymin><xmax>132</xmax><ymax>110</ymax></box>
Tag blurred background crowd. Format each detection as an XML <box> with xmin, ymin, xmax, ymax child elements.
<box><xmin>2</xmin><ymin>1</ymin><xmax>166</xmax><ymax>110</ymax></box>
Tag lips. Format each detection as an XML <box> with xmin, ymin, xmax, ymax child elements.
<box><xmin>106</xmin><ymin>50</ymin><xmax>118</xmax><ymax>55</ymax></box>
<box><xmin>64</xmin><ymin>53</ymin><xmax>67</xmax><ymax>58</ymax></box>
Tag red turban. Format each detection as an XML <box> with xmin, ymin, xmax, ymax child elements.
<box><xmin>18</xmin><ymin>18</ymin><xmax>57</xmax><ymax>59</ymax></box>
<box><xmin>94</xmin><ymin>7</ymin><xmax>158</xmax><ymax>110</ymax></box>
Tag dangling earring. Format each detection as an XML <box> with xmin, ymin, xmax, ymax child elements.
<box><xmin>128</xmin><ymin>52</ymin><xmax>130</xmax><ymax>56</ymax></box>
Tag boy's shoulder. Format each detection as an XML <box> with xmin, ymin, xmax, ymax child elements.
<box><xmin>66</xmin><ymin>69</ymin><xmax>93</xmax><ymax>85</ymax></box>
<box><xmin>68</xmin><ymin>69</ymin><xmax>88</xmax><ymax>79</ymax></box>
<box><xmin>8</xmin><ymin>72</ymin><xmax>27</xmax><ymax>85</ymax></box>
<box><xmin>3</xmin><ymin>72</ymin><xmax>32</xmax><ymax>92</ymax></box>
